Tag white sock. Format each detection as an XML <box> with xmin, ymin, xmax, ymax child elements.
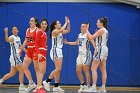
<box><xmin>102</xmin><ymin>85</ymin><xmax>105</xmax><ymax>89</ymax></box>
<box><xmin>87</xmin><ymin>85</ymin><xmax>90</xmax><ymax>87</ymax></box>
<box><xmin>20</xmin><ymin>84</ymin><xmax>24</xmax><ymax>87</ymax></box>
<box><xmin>29</xmin><ymin>80</ymin><xmax>33</xmax><ymax>84</ymax></box>
<box><xmin>92</xmin><ymin>84</ymin><xmax>96</xmax><ymax>88</ymax></box>
<box><xmin>38</xmin><ymin>86</ymin><xmax>42</xmax><ymax>89</ymax></box>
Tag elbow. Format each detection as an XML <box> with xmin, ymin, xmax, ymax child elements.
<box><xmin>5</xmin><ymin>39</ymin><xmax>9</xmax><ymax>42</ymax></box>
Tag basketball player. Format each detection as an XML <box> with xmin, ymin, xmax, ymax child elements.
<box><xmin>19</xmin><ymin>17</ymin><xmax>40</xmax><ymax>92</ymax></box>
<box><xmin>0</xmin><ymin>26</ymin><xmax>26</xmax><ymax>91</ymax></box>
<box><xmin>43</xmin><ymin>16</ymin><xmax>70</xmax><ymax>92</ymax></box>
<box><xmin>64</xmin><ymin>22</ymin><xmax>97</xmax><ymax>92</ymax></box>
<box><xmin>86</xmin><ymin>17</ymin><xmax>108</xmax><ymax>92</ymax></box>
<box><xmin>34</xmin><ymin>18</ymin><xmax>49</xmax><ymax>93</ymax></box>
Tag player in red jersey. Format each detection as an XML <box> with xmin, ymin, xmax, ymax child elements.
<box><xmin>19</xmin><ymin>17</ymin><xmax>40</xmax><ymax>92</ymax></box>
<box><xmin>35</xmin><ymin>19</ymin><xmax>49</xmax><ymax>93</ymax></box>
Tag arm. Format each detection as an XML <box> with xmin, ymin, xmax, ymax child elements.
<box><xmin>62</xmin><ymin>18</ymin><xmax>70</xmax><ymax>34</ymax></box>
<box><xmin>4</xmin><ymin>27</ymin><xmax>14</xmax><ymax>42</ymax></box>
<box><xmin>53</xmin><ymin>16</ymin><xmax>68</xmax><ymax>36</ymax></box>
<box><xmin>91</xmin><ymin>29</ymin><xmax>105</xmax><ymax>39</ymax></box>
<box><xmin>64</xmin><ymin>39</ymin><xmax>78</xmax><ymax>45</ymax></box>
<box><xmin>18</xmin><ymin>38</ymin><xmax>28</xmax><ymax>56</ymax></box>
<box><xmin>22</xmin><ymin>48</ymin><xmax>27</xmax><ymax>52</ymax></box>
<box><xmin>86</xmin><ymin>30</ymin><xmax>97</xmax><ymax>56</ymax></box>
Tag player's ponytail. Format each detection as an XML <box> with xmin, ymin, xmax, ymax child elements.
<box><xmin>33</xmin><ymin>17</ymin><xmax>40</xmax><ymax>28</ymax></box>
<box><xmin>99</xmin><ymin>17</ymin><xmax>108</xmax><ymax>30</ymax></box>
<box><xmin>50</xmin><ymin>20</ymin><xmax>57</xmax><ymax>38</ymax></box>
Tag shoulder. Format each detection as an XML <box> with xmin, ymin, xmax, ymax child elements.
<box><xmin>78</xmin><ymin>33</ymin><xmax>82</xmax><ymax>36</ymax></box>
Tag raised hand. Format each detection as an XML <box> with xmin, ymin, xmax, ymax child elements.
<box><xmin>65</xmin><ymin>16</ymin><xmax>69</xmax><ymax>23</ymax></box>
<box><xmin>4</xmin><ymin>27</ymin><xmax>8</xmax><ymax>33</ymax></box>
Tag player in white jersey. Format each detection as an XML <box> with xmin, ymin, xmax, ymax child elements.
<box><xmin>0</xmin><ymin>26</ymin><xmax>26</xmax><ymax>91</ymax></box>
<box><xmin>43</xmin><ymin>17</ymin><xmax>70</xmax><ymax>92</ymax></box>
<box><xmin>64</xmin><ymin>22</ymin><xmax>97</xmax><ymax>92</ymax></box>
<box><xmin>86</xmin><ymin>17</ymin><xmax>108</xmax><ymax>92</ymax></box>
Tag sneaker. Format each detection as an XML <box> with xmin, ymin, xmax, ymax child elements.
<box><xmin>19</xmin><ymin>85</ymin><xmax>26</xmax><ymax>91</ymax></box>
<box><xmin>25</xmin><ymin>82</ymin><xmax>36</xmax><ymax>92</ymax></box>
<box><xmin>0</xmin><ymin>79</ymin><xmax>3</xmax><ymax>85</ymax></box>
<box><xmin>36</xmin><ymin>88</ymin><xmax>46</xmax><ymax>93</ymax></box>
<box><xmin>43</xmin><ymin>81</ymin><xmax>51</xmax><ymax>91</ymax></box>
<box><xmin>82</xmin><ymin>85</ymin><xmax>91</xmax><ymax>92</ymax></box>
<box><xmin>52</xmin><ymin>86</ymin><xmax>65</xmax><ymax>92</ymax></box>
<box><xmin>32</xmin><ymin>87</ymin><xmax>37</xmax><ymax>92</ymax></box>
<box><xmin>85</xmin><ymin>86</ymin><xmax>97</xmax><ymax>92</ymax></box>
<box><xmin>78</xmin><ymin>85</ymin><xmax>86</xmax><ymax>92</ymax></box>
<box><xmin>98</xmin><ymin>87</ymin><xmax>106</xmax><ymax>93</ymax></box>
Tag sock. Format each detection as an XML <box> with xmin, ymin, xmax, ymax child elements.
<box><xmin>29</xmin><ymin>80</ymin><xmax>33</xmax><ymax>84</ymax></box>
<box><xmin>87</xmin><ymin>85</ymin><xmax>90</xmax><ymax>87</ymax></box>
<box><xmin>46</xmin><ymin>78</ymin><xmax>52</xmax><ymax>83</ymax></box>
<box><xmin>20</xmin><ymin>84</ymin><xmax>24</xmax><ymax>87</ymax></box>
<box><xmin>102</xmin><ymin>85</ymin><xmax>105</xmax><ymax>89</ymax></box>
<box><xmin>38</xmin><ymin>86</ymin><xmax>42</xmax><ymax>89</ymax></box>
<box><xmin>54</xmin><ymin>83</ymin><xmax>59</xmax><ymax>87</ymax></box>
<box><xmin>92</xmin><ymin>84</ymin><xmax>96</xmax><ymax>88</ymax></box>
<box><xmin>80</xmin><ymin>82</ymin><xmax>85</xmax><ymax>86</ymax></box>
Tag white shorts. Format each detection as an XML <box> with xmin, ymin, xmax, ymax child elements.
<box><xmin>77</xmin><ymin>50</ymin><xmax>92</xmax><ymax>66</ymax></box>
<box><xmin>93</xmin><ymin>45</ymin><xmax>108</xmax><ymax>62</ymax></box>
<box><xmin>9</xmin><ymin>54</ymin><xmax>22</xmax><ymax>66</ymax></box>
<box><xmin>50</xmin><ymin>48</ymin><xmax>63</xmax><ymax>61</ymax></box>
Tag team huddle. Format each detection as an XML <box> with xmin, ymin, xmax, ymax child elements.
<box><xmin>0</xmin><ymin>16</ymin><xmax>108</xmax><ymax>93</ymax></box>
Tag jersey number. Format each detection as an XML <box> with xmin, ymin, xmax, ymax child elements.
<box><xmin>79</xmin><ymin>41</ymin><xmax>82</xmax><ymax>46</ymax></box>
<box><xmin>28</xmin><ymin>37</ymin><xmax>34</xmax><ymax>43</ymax></box>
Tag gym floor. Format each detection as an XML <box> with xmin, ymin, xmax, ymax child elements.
<box><xmin>0</xmin><ymin>85</ymin><xmax>140</xmax><ymax>93</ymax></box>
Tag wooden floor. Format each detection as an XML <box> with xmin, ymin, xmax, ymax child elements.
<box><xmin>0</xmin><ymin>84</ymin><xmax>140</xmax><ymax>93</ymax></box>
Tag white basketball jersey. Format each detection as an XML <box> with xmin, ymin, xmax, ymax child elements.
<box><xmin>96</xmin><ymin>28</ymin><xmax>108</xmax><ymax>46</ymax></box>
<box><xmin>78</xmin><ymin>33</ymin><xmax>90</xmax><ymax>52</ymax></box>
<box><xmin>52</xmin><ymin>33</ymin><xmax>63</xmax><ymax>48</ymax></box>
<box><xmin>9</xmin><ymin>35</ymin><xmax>21</xmax><ymax>54</ymax></box>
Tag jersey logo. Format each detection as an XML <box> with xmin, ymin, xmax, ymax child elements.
<box><xmin>78</xmin><ymin>38</ymin><xmax>84</xmax><ymax>46</ymax></box>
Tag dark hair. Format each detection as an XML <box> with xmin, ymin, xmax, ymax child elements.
<box><xmin>32</xmin><ymin>17</ymin><xmax>40</xmax><ymax>28</ymax></box>
<box><xmin>12</xmin><ymin>25</ymin><xmax>18</xmax><ymax>30</ymax></box>
<box><xmin>99</xmin><ymin>17</ymin><xmax>108</xmax><ymax>29</ymax></box>
<box><xmin>50</xmin><ymin>20</ymin><xmax>57</xmax><ymax>38</ymax></box>
<box><xmin>41</xmin><ymin>18</ymin><xmax>49</xmax><ymax>32</ymax></box>
<box><xmin>83</xmin><ymin>22</ymin><xmax>90</xmax><ymax>28</ymax></box>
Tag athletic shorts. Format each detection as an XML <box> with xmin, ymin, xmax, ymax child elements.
<box><xmin>76</xmin><ymin>50</ymin><xmax>92</xmax><ymax>66</ymax></box>
<box><xmin>25</xmin><ymin>47</ymin><xmax>36</xmax><ymax>60</ymax></box>
<box><xmin>50</xmin><ymin>48</ymin><xmax>63</xmax><ymax>61</ymax></box>
<box><xmin>34</xmin><ymin>48</ymin><xmax>47</xmax><ymax>62</ymax></box>
<box><xmin>93</xmin><ymin>45</ymin><xmax>108</xmax><ymax>62</ymax></box>
<box><xmin>9</xmin><ymin>54</ymin><xmax>22</xmax><ymax>66</ymax></box>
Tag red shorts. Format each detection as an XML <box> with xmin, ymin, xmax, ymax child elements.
<box><xmin>34</xmin><ymin>48</ymin><xmax>47</xmax><ymax>62</ymax></box>
<box><xmin>26</xmin><ymin>47</ymin><xmax>36</xmax><ymax>60</ymax></box>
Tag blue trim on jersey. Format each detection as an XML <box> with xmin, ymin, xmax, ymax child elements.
<box><xmin>99</xmin><ymin>36</ymin><xmax>102</xmax><ymax>62</ymax></box>
<box><xmin>56</xmin><ymin>37</ymin><xmax>57</xmax><ymax>48</ymax></box>
<box><xmin>11</xmin><ymin>44</ymin><xmax>17</xmax><ymax>66</ymax></box>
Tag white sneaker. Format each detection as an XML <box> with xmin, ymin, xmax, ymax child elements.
<box><xmin>52</xmin><ymin>86</ymin><xmax>65</xmax><ymax>92</ymax></box>
<box><xmin>19</xmin><ymin>85</ymin><xmax>26</xmax><ymax>91</ymax></box>
<box><xmin>0</xmin><ymin>79</ymin><xmax>3</xmax><ymax>85</ymax></box>
<box><xmin>32</xmin><ymin>88</ymin><xmax>37</xmax><ymax>92</ymax></box>
<box><xmin>78</xmin><ymin>85</ymin><xmax>86</xmax><ymax>92</ymax></box>
<box><xmin>98</xmin><ymin>87</ymin><xmax>106</xmax><ymax>93</ymax></box>
<box><xmin>82</xmin><ymin>85</ymin><xmax>91</xmax><ymax>92</ymax></box>
<box><xmin>43</xmin><ymin>81</ymin><xmax>51</xmax><ymax>91</ymax></box>
<box><xmin>87</xmin><ymin>86</ymin><xmax>97</xmax><ymax>92</ymax></box>
<box><xmin>25</xmin><ymin>82</ymin><xmax>36</xmax><ymax>92</ymax></box>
